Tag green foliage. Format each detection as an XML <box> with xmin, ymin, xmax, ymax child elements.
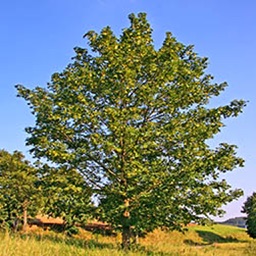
<box><xmin>242</xmin><ymin>192</ymin><xmax>256</xmax><ymax>238</ymax></box>
<box><xmin>16</xmin><ymin>12</ymin><xmax>245</xmax><ymax>246</ymax></box>
<box><xmin>0</xmin><ymin>150</ymin><xmax>40</xmax><ymax>230</ymax></box>
<box><xmin>39</xmin><ymin>164</ymin><xmax>94</xmax><ymax>232</ymax></box>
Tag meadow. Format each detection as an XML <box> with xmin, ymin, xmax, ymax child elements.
<box><xmin>0</xmin><ymin>224</ymin><xmax>256</xmax><ymax>256</ymax></box>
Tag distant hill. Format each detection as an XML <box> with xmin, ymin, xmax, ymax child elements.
<box><xmin>218</xmin><ymin>216</ymin><xmax>246</xmax><ymax>228</ymax></box>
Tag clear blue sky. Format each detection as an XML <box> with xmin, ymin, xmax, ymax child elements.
<box><xmin>1</xmin><ymin>0</ymin><xmax>255</xmax><ymax>221</ymax></box>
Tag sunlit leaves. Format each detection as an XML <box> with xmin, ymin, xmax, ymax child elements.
<box><xmin>39</xmin><ymin>165</ymin><xmax>93</xmax><ymax>230</ymax></box>
<box><xmin>0</xmin><ymin>150</ymin><xmax>40</xmax><ymax>229</ymax></box>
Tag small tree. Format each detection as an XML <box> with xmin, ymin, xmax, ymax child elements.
<box><xmin>242</xmin><ymin>193</ymin><xmax>256</xmax><ymax>238</ymax></box>
<box><xmin>39</xmin><ymin>164</ymin><xmax>93</xmax><ymax>235</ymax></box>
<box><xmin>16</xmin><ymin>13</ymin><xmax>245</xmax><ymax>248</ymax></box>
<box><xmin>0</xmin><ymin>150</ymin><xmax>39</xmax><ymax>231</ymax></box>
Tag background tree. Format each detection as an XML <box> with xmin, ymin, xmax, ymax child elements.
<box><xmin>39</xmin><ymin>164</ymin><xmax>93</xmax><ymax>235</ymax></box>
<box><xmin>0</xmin><ymin>149</ymin><xmax>39</xmax><ymax>231</ymax></box>
<box><xmin>16</xmin><ymin>13</ymin><xmax>245</xmax><ymax>248</ymax></box>
<box><xmin>242</xmin><ymin>192</ymin><xmax>256</xmax><ymax>238</ymax></box>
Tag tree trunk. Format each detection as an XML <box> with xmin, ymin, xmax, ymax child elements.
<box><xmin>122</xmin><ymin>225</ymin><xmax>131</xmax><ymax>250</ymax></box>
<box><xmin>121</xmin><ymin>199</ymin><xmax>131</xmax><ymax>249</ymax></box>
<box><xmin>12</xmin><ymin>218</ymin><xmax>19</xmax><ymax>232</ymax></box>
<box><xmin>22</xmin><ymin>200</ymin><xmax>28</xmax><ymax>232</ymax></box>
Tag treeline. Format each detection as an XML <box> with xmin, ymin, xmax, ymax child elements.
<box><xmin>0</xmin><ymin>149</ymin><xmax>93</xmax><ymax>234</ymax></box>
<box><xmin>219</xmin><ymin>217</ymin><xmax>246</xmax><ymax>228</ymax></box>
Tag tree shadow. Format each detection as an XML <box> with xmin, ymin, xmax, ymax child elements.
<box><xmin>184</xmin><ymin>239</ymin><xmax>205</xmax><ymax>246</ymax></box>
<box><xmin>197</xmin><ymin>230</ymin><xmax>239</xmax><ymax>243</ymax></box>
<box><xmin>20</xmin><ymin>233</ymin><xmax>115</xmax><ymax>250</ymax></box>
<box><xmin>129</xmin><ymin>244</ymin><xmax>174</xmax><ymax>256</ymax></box>
<box><xmin>184</xmin><ymin>230</ymin><xmax>239</xmax><ymax>246</ymax></box>
<box><xmin>20</xmin><ymin>233</ymin><xmax>173</xmax><ymax>255</ymax></box>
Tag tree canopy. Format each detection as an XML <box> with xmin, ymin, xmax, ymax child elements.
<box><xmin>16</xmin><ymin>13</ymin><xmax>245</xmax><ymax>248</ymax></box>
<box><xmin>0</xmin><ymin>149</ymin><xmax>39</xmax><ymax>231</ymax></box>
<box><xmin>39</xmin><ymin>164</ymin><xmax>93</xmax><ymax>235</ymax></box>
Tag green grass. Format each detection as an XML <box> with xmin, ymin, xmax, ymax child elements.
<box><xmin>0</xmin><ymin>224</ymin><xmax>255</xmax><ymax>255</ymax></box>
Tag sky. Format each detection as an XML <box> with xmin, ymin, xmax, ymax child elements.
<box><xmin>0</xmin><ymin>0</ymin><xmax>255</xmax><ymax>221</ymax></box>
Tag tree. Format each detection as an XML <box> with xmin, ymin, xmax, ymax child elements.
<box><xmin>39</xmin><ymin>164</ymin><xmax>93</xmax><ymax>235</ymax></box>
<box><xmin>0</xmin><ymin>149</ymin><xmax>39</xmax><ymax>231</ymax></box>
<box><xmin>242</xmin><ymin>193</ymin><xmax>256</xmax><ymax>238</ymax></box>
<box><xmin>16</xmin><ymin>13</ymin><xmax>245</xmax><ymax>248</ymax></box>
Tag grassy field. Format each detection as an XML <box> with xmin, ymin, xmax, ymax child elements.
<box><xmin>0</xmin><ymin>224</ymin><xmax>256</xmax><ymax>256</ymax></box>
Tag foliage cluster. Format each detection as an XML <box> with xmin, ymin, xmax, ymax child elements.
<box><xmin>242</xmin><ymin>193</ymin><xmax>256</xmax><ymax>238</ymax></box>
<box><xmin>0</xmin><ymin>149</ymin><xmax>93</xmax><ymax>234</ymax></box>
<box><xmin>0</xmin><ymin>150</ymin><xmax>39</xmax><ymax>231</ymax></box>
<box><xmin>39</xmin><ymin>164</ymin><xmax>93</xmax><ymax>234</ymax></box>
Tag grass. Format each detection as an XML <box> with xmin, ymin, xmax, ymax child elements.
<box><xmin>0</xmin><ymin>224</ymin><xmax>255</xmax><ymax>255</ymax></box>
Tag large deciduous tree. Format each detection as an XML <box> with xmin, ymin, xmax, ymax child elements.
<box><xmin>16</xmin><ymin>13</ymin><xmax>245</xmax><ymax>248</ymax></box>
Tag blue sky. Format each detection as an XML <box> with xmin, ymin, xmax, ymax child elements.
<box><xmin>1</xmin><ymin>0</ymin><xmax>255</xmax><ymax>221</ymax></box>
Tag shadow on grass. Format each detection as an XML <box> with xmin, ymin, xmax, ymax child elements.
<box><xmin>197</xmin><ymin>230</ymin><xmax>239</xmax><ymax>243</ymax></box>
<box><xmin>184</xmin><ymin>230</ymin><xmax>240</xmax><ymax>246</ymax></box>
<box><xmin>19</xmin><ymin>233</ymin><xmax>173</xmax><ymax>255</ymax></box>
<box><xmin>129</xmin><ymin>244</ymin><xmax>175</xmax><ymax>256</ymax></box>
<box><xmin>20</xmin><ymin>233</ymin><xmax>115</xmax><ymax>250</ymax></box>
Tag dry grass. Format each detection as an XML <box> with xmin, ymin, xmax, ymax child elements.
<box><xmin>0</xmin><ymin>224</ymin><xmax>255</xmax><ymax>256</ymax></box>
<box><xmin>139</xmin><ymin>224</ymin><xmax>252</xmax><ymax>255</ymax></box>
